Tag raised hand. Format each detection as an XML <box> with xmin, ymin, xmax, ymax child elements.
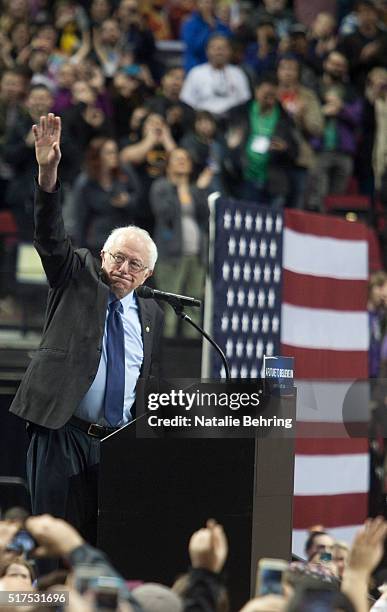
<box><xmin>32</xmin><ymin>113</ymin><xmax>62</xmax><ymax>169</ymax></box>
<box><xmin>25</xmin><ymin>514</ymin><xmax>84</xmax><ymax>558</ymax></box>
<box><xmin>189</xmin><ymin>519</ymin><xmax>228</xmax><ymax>573</ymax></box>
<box><xmin>33</xmin><ymin>114</ymin><xmax>61</xmax><ymax>192</ymax></box>
<box><xmin>347</xmin><ymin>516</ymin><xmax>387</xmax><ymax>575</ymax></box>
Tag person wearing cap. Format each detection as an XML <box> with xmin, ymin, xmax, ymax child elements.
<box><xmin>285</xmin><ymin>24</ymin><xmax>320</xmax><ymax>90</ymax></box>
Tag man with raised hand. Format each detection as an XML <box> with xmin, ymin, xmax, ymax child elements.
<box><xmin>10</xmin><ymin>113</ymin><xmax>163</xmax><ymax>545</ymax></box>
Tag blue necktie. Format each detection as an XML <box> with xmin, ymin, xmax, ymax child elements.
<box><xmin>104</xmin><ymin>299</ymin><xmax>125</xmax><ymax>426</ymax></box>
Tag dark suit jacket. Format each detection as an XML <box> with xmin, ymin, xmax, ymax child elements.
<box><xmin>10</xmin><ymin>185</ymin><xmax>163</xmax><ymax>430</ymax></box>
<box><xmin>150</xmin><ymin>177</ymin><xmax>209</xmax><ymax>264</ymax></box>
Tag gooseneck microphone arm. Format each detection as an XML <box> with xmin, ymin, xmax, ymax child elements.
<box><xmin>136</xmin><ymin>286</ymin><xmax>231</xmax><ymax>380</ymax></box>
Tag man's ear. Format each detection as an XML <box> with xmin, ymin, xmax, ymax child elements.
<box><xmin>100</xmin><ymin>250</ymin><xmax>105</xmax><ymax>264</ymax></box>
<box><xmin>146</xmin><ymin>269</ymin><xmax>153</xmax><ymax>280</ymax></box>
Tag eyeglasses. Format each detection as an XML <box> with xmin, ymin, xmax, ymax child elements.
<box><xmin>107</xmin><ymin>252</ymin><xmax>148</xmax><ymax>273</ymax></box>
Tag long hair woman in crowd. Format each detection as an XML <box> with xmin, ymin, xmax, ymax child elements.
<box><xmin>150</xmin><ymin>147</ymin><xmax>209</xmax><ymax>338</ymax></box>
<box><xmin>71</xmin><ymin>136</ymin><xmax>141</xmax><ymax>255</ymax></box>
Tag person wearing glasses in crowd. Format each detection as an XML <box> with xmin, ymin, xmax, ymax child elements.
<box><xmin>9</xmin><ymin>113</ymin><xmax>164</xmax><ymax>546</ymax></box>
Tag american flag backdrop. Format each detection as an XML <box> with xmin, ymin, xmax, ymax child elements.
<box><xmin>204</xmin><ymin>196</ymin><xmax>370</xmax><ymax>557</ymax></box>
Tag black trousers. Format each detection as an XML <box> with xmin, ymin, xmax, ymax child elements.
<box><xmin>27</xmin><ymin>422</ymin><xmax>100</xmax><ymax>546</ymax></box>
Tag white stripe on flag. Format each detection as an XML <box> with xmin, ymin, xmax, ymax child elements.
<box><xmin>281</xmin><ymin>304</ymin><xmax>369</xmax><ymax>350</ymax></box>
<box><xmin>294</xmin><ymin>454</ymin><xmax>369</xmax><ymax>495</ymax></box>
<box><xmin>292</xmin><ymin>525</ymin><xmax>361</xmax><ymax>559</ymax></box>
<box><xmin>283</xmin><ymin>228</ymin><xmax>368</xmax><ymax>279</ymax></box>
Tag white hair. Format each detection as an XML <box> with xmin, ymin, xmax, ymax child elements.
<box><xmin>102</xmin><ymin>225</ymin><xmax>158</xmax><ymax>269</ymax></box>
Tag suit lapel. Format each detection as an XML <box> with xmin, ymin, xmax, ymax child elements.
<box><xmin>137</xmin><ymin>296</ymin><xmax>153</xmax><ymax>370</ymax></box>
<box><xmin>97</xmin><ymin>274</ymin><xmax>110</xmax><ymax>333</ymax></box>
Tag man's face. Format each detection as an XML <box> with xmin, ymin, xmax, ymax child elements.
<box><xmin>29</xmin><ymin>50</ymin><xmax>50</xmax><ymax>73</ymax></box>
<box><xmin>162</xmin><ymin>68</ymin><xmax>184</xmax><ymax>98</ymax></box>
<box><xmin>91</xmin><ymin>0</ymin><xmax>111</xmax><ymax>21</ymax></box>
<box><xmin>9</xmin><ymin>0</ymin><xmax>28</xmax><ymax>20</ymax></box>
<box><xmin>307</xmin><ymin>534</ymin><xmax>334</xmax><ymax>560</ymax></box>
<box><xmin>195</xmin><ymin>116</ymin><xmax>216</xmax><ymax>138</ymax></box>
<box><xmin>324</xmin><ymin>52</ymin><xmax>348</xmax><ymax>80</ymax></box>
<box><xmin>206</xmin><ymin>37</ymin><xmax>231</xmax><ymax>68</ymax></box>
<box><xmin>277</xmin><ymin>59</ymin><xmax>299</xmax><ymax>87</ymax></box>
<box><xmin>0</xmin><ymin>73</ymin><xmax>26</xmax><ymax>103</ymax></box>
<box><xmin>119</xmin><ymin>0</ymin><xmax>140</xmax><ymax>22</ymax></box>
<box><xmin>313</xmin><ymin>12</ymin><xmax>336</xmax><ymax>38</ymax></box>
<box><xmin>5</xmin><ymin>564</ymin><xmax>31</xmax><ymax>586</ymax></box>
<box><xmin>100</xmin><ymin>234</ymin><xmax>153</xmax><ymax>299</ymax></box>
<box><xmin>72</xmin><ymin>80</ymin><xmax>95</xmax><ymax>105</ymax></box>
<box><xmin>289</xmin><ymin>33</ymin><xmax>308</xmax><ymax>55</ymax></box>
<box><xmin>357</xmin><ymin>3</ymin><xmax>378</xmax><ymax>28</ymax></box>
<box><xmin>263</xmin><ymin>0</ymin><xmax>286</xmax><ymax>14</ymax></box>
<box><xmin>255</xmin><ymin>82</ymin><xmax>278</xmax><ymax>110</ymax></box>
<box><xmin>27</xmin><ymin>88</ymin><xmax>53</xmax><ymax>118</ymax></box>
<box><xmin>100</xmin><ymin>19</ymin><xmax>121</xmax><ymax>45</ymax></box>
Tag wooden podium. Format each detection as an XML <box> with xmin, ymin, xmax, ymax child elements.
<box><xmin>98</xmin><ymin>386</ymin><xmax>296</xmax><ymax>610</ymax></box>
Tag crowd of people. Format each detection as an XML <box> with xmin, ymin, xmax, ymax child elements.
<box><xmin>1</xmin><ymin>3</ymin><xmax>387</xmax><ymax>611</ymax></box>
<box><xmin>1</xmin><ymin>511</ymin><xmax>387</xmax><ymax>611</ymax></box>
<box><xmin>0</xmin><ymin>0</ymin><xmax>386</xmax><ymax>334</ymax></box>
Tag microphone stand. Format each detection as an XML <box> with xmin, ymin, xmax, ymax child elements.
<box><xmin>166</xmin><ymin>297</ymin><xmax>231</xmax><ymax>380</ymax></box>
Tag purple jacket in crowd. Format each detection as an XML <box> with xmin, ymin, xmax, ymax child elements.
<box><xmin>313</xmin><ymin>95</ymin><xmax>363</xmax><ymax>156</ymax></box>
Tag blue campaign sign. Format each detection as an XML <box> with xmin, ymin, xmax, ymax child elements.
<box><xmin>263</xmin><ymin>356</ymin><xmax>295</xmax><ymax>387</ymax></box>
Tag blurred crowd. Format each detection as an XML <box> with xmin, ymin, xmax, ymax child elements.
<box><xmin>2</xmin><ymin>510</ymin><xmax>387</xmax><ymax>611</ymax></box>
<box><xmin>0</xmin><ymin>0</ymin><xmax>387</xmax><ymax>336</ymax></box>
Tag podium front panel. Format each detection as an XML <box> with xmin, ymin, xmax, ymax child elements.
<box><xmin>98</xmin><ymin>418</ymin><xmax>295</xmax><ymax>610</ymax></box>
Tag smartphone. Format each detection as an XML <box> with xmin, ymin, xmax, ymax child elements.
<box><xmin>91</xmin><ymin>576</ymin><xmax>123</xmax><ymax>611</ymax></box>
<box><xmin>256</xmin><ymin>558</ymin><xmax>288</xmax><ymax>596</ymax></box>
<box><xmin>74</xmin><ymin>564</ymin><xmax>107</xmax><ymax>595</ymax></box>
<box><xmin>320</xmin><ymin>552</ymin><xmax>332</xmax><ymax>562</ymax></box>
<box><xmin>6</xmin><ymin>529</ymin><xmax>37</xmax><ymax>558</ymax></box>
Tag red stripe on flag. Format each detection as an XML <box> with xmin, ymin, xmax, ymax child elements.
<box><xmin>281</xmin><ymin>209</ymin><xmax>369</xmax><ymax>549</ymax></box>
<box><xmin>282</xmin><ymin>270</ymin><xmax>367</xmax><ymax>311</ymax></box>
<box><xmin>285</xmin><ymin>210</ymin><xmax>369</xmax><ymax>241</ymax></box>
<box><xmin>293</xmin><ymin>492</ymin><xmax>368</xmax><ymax>529</ymax></box>
<box><xmin>295</xmin><ymin>438</ymin><xmax>369</xmax><ymax>455</ymax></box>
<box><xmin>281</xmin><ymin>345</ymin><xmax>368</xmax><ymax>379</ymax></box>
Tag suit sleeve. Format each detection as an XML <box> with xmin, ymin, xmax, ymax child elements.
<box><xmin>33</xmin><ymin>183</ymin><xmax>82</xmax><ymax>289</ymax></box>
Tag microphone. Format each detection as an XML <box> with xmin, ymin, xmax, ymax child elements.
<box><xmin>137</xmin><ymin>285</ymin><xmax>201</xmax><ymax>308</ymax></box>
